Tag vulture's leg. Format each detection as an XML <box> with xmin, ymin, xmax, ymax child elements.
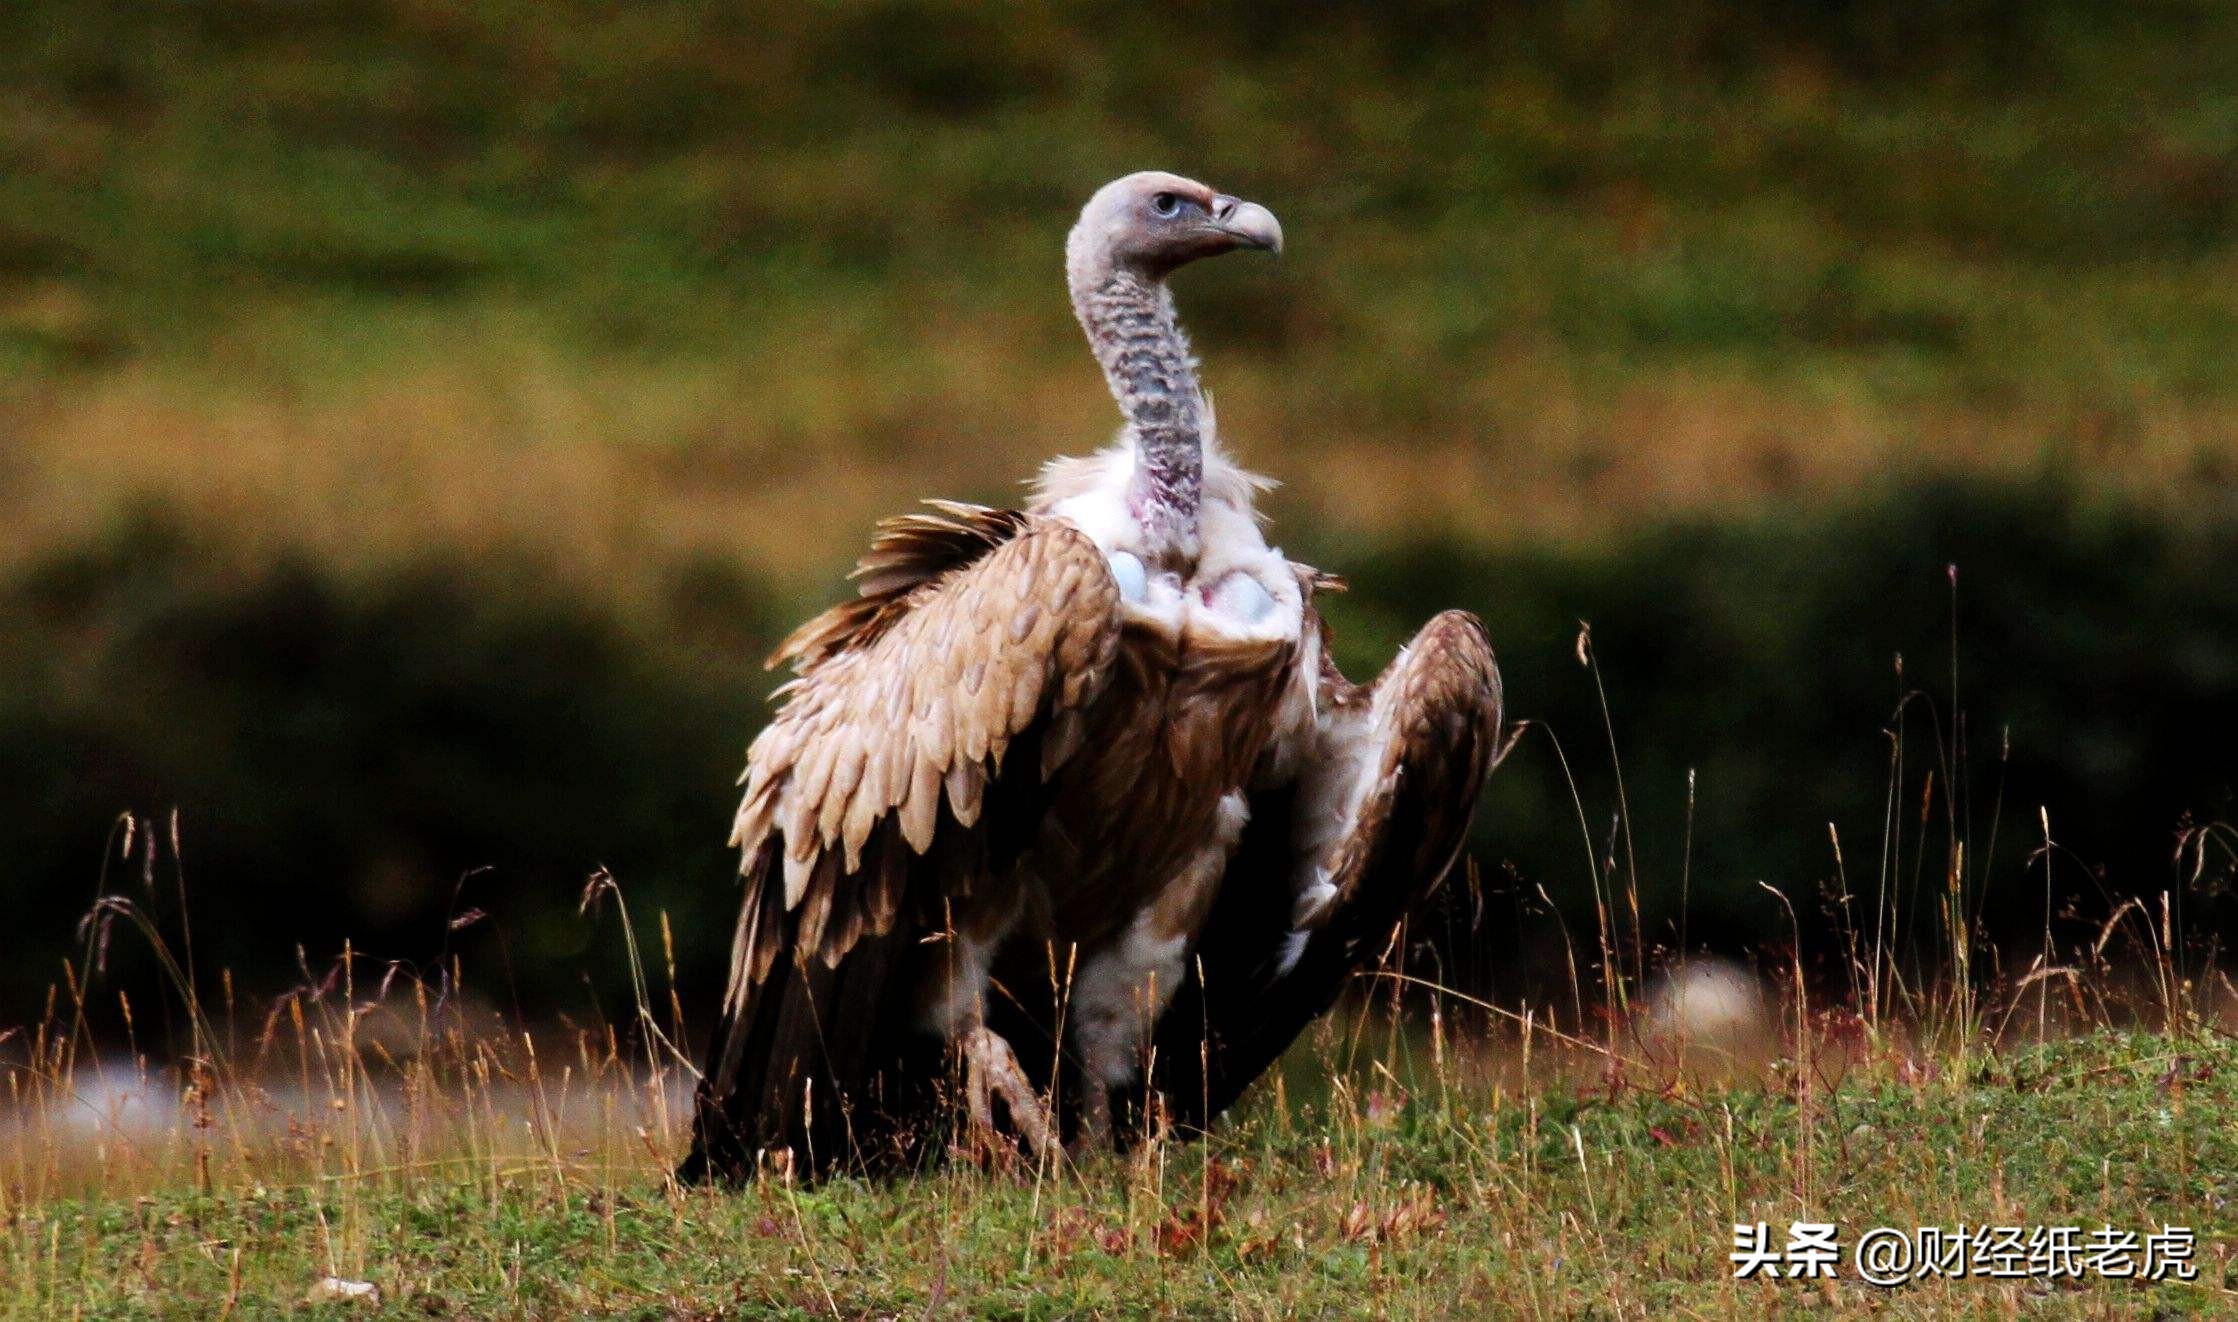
<box><xmin>1072</xmin><ymin>814</ymin><xmax>1240</xmax><ymax>1155</ymax></box>
<box><xmin>1072</xmin><ymin>985</ymin><xmax>1128</xmax><ymax>1155</ymax></box>
<box><xmin>961</xmin><ymin>1026</ymin><xmax>1059</xmax><ymax>1163</ymax></box>
<box><xmin>1077</xmin><ymin>1071</ymin><xmax>1115</xmax><ymax>1155</ymax></box>
<box><xmin>930</xmin><ymin>922</ymin><xmax>1057</xmax><ymax>1163</ymax></box>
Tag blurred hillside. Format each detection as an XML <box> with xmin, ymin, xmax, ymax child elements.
<box><xmin>7</xmin><ymin>1</ymin><xmax>2238</xmax><ymax>581</ymax></box>
<box><xmin>4</xmin><ymin>2</ymin><xmax>2237</xmax><ymax>1026</ymax></box>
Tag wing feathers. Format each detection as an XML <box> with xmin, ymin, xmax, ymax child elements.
<box><xmin>730</xmin><ymin>511</ymin><xmax>1122</xmax><ymax>977</ymax></box>
<box><xmin>1300</xmin><ymin>609</ymin><xmax>1503</xmax><ymax>928</ymax></box>
<box><xmin>781</xmin><ymin>843</ymin><xmax>816</xmax><ymax>908</ymax></box>
<box><xmin>900</xmin><ymin>752</ymin><xmax>942</xmax><ymax>852</ymax></box>
<box><xmin>769</xmin><ymin>503</ymin><xmax>1036</xmax><ymax>673</ymax></box>
<box><xmin>1143</xmin><ymin>608</ymin><xmax>1507</xmax><ymax>1135</ymax></box>
<box><xmin>1041</xmin><ymin>708</ymin><xmax>1085</xmax><ymax>780</ymax></box>
<box><xmin>945</xmin><ymin>760</ymin><xmax>986</xmax><ymax>827</ymax></box>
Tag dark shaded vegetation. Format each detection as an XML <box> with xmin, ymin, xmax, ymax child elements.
<box><xmin>1328</xmin><ymin>478</ymin><xmax>2238</xmax><ymax>998</ymax></box>
<box><xmin>0</xmin><ymin>513</ymin><xmax>777</xmax><ymax>1023</ymax></box>
<box><xmin>8</xmin><ymin>481</ymin><xmax>2234</xmax><ymax>1031</ymax></box>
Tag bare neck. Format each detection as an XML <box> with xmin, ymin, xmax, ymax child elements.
<box><xmin>1067</xmin><ymin>258</ymin><xmax>1203</xmax><ymax>561</ymax></box>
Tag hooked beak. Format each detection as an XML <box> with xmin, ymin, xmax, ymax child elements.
<box><xmin>1210</xmin><ymin>194</ymin><xmax>1283</xmax><ymax>255</ymax></box>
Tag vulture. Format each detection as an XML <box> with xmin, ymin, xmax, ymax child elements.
<box><xmin>680</xmin><ymin>172</ymin><xmax>1507</xmax><ymax>1182</ymax></box>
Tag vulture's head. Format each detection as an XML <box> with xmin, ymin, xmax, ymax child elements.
<box><xmin>1068</xmin><ymin>171</ymin><xmax>1283</xmax><ymax>281</ymax></box>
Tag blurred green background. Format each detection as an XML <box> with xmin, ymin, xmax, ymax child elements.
<box><xmin>4</xmin><ymin>1</ymin><xmax>2237</xmax><ymax>1026</ymax></box>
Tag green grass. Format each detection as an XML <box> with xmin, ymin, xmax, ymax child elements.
<box><xmin>5</xmin><ymin>2</ymin><xmax>2238</xmax><ymax>585</ymax></box>
<box><xmin>7</xmin><ymin>1029</ymin><xmax>2231</xmax><ymax>1317</ymax></box>
<box><xmin>7</xmin><ymin>2</ymin><xmax>2237</xmax><ymax>386</ymax></box>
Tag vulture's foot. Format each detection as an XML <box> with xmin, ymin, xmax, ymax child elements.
<box><xmin>1074</xmin><ymin>1081</ymin><xmax>1115</xmax><ymax>1158</ymax></box>
<box><xmin>961</xmin><ymin>1026</ymin><xmax>1059</xmax><ymax>1166</ymax></box>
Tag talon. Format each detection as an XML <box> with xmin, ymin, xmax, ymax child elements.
<box><xmin>962</xmin><ymin>1026</ymin><xmax>1060</xmax><ymax>1164</ymax></box>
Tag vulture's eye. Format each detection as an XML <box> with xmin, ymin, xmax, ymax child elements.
<box><xmin>1150</xmin><ymin>192</ymin><xmax>1181</xmax><ymax>218</ymax></box>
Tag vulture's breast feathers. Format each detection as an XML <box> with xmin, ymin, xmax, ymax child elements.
<box><xmin>1031</xmin><ymin>442</ymin><xmax>1307</xmax><ymax>654</ymax></box>
<box><xmin>1018</xmin><ymin>441</ymin><xmax>1328</xmax><ymax>944</ymax></box>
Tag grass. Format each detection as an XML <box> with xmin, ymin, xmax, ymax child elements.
<box><xmin>7</xmin><ymin>1015</ymin><xmax>2234</xmax><ymax>1316</ymax></box>
<box><xmin>5</xmin><ymin>829</ymin><xmax>2235</xmax><ymax>1316</ymax></box>
<box><xmin>6</xmin><ymin>3</ymin><xmax>2238</xmax><ymax>590</ymax></box>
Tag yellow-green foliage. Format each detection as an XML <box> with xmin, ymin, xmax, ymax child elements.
<box><xmin>5</xmin><ymin>2</ymin><xmax>2238</xmax><ymax>584</ymax></box>
<box><xmin>6</xmin><ymin>1022</ymin><xmax>2229</xmax><ymax>1318</ymax></box>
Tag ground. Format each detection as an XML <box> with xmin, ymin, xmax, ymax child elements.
<box><xmin>7</xmin><ymin>1029</ymin><xmax>2231</xmax><ymax>1318</ymax></box>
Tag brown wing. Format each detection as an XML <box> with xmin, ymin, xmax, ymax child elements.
<box><xmin>1293</xmin><ymin>610</ymin><xmax>1505</xmax><ymax>929</ymax></box>
<box><xmin>729</xmin><ymin>505</ymin><xmax>1119</xmax><ymax>983</ymax></box>
<box><xmin>1144</xmin><ymin>609</ymin><xmax>1508</xmax><ymax>1134</ymax></box>
<box><xmin>682</xmin><ymin>505</ymin><xmax>1122</xmax><ymax>1181</ymax></box>
<box><xmin>764</xmin><ymin>500</ymin><xmax>1037</xmax><ymax>673</ymax></box>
